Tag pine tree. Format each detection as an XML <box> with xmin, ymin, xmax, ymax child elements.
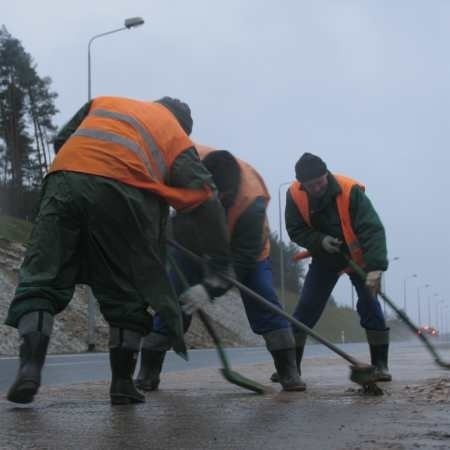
<box><xmin>0</xmin><ymin>26</ymin><xmax>58</xmax><ymax>218</ymax></box>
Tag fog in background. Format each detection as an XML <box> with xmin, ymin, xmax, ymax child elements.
<box><xmin>3</xmin><ymin>1</ymin><xmax>450</xmax><ymax>326</ymax></box>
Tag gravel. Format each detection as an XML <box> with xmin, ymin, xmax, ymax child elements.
<box><xmin>0</xmin><ymin>239</ymin><xmax>263</xmax><ymax>356</ymax></box>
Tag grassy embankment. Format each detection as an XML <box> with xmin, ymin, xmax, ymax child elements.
<box><xmin>0</xmin><ymin>214</ymin><xmax>32</xmax><ymax>243</ymax></box>
<box><xmin>0</xmin><ymin>214</ymin><xmax>410</xmax><ymax>343</ymax></box>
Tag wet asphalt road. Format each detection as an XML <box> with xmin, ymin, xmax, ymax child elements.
<box><xmin>0</xmin><ymin>342</ymin><xmax>382</xmax><ymax>391</ymax></box>
<box><xmin>1</xmin><ymin>341</ymin><xmax>449</xmax><ymax>450</ymax></box>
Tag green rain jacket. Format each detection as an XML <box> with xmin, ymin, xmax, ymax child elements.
<box><xmin>7</xmin><ymin>101</ymin><xmax>228</xmax><ymax>357</ymax></box>
<box><xmin>285</xmin><ymin>172</ymin><xmax>388</xmax><ymax>273</ymax></box>
<box><xmin>172</xmin><ymin>196</ymin><xmax>267</xmax><ymax>283</ymax></box>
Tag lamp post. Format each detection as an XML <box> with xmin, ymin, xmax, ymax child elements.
<box><xmin>438</xmin><ymin>301</ymin><xmax>448</xmax><ymax>337</ymax></box>
<box><xmin>444</xmin><ymin>305</ymin><xmax>450</xmax><ymax>339</ymax></box>
<box><xmin>402</xmin><ymin>273</ymin><xmax>417</xmax><ymax>313</ymax></box>
<box><xmin>435</xmin><ymin>299</ymin><xmax>443</xmax><ymax>333</ymax></box>
<box><xmin>86</xmin><ymin>16</ymin><xmax>145</xmax><ymax>351</ymax></box>
<box><xmin>428</xmin><ymin>293</ymin><xmax>438</xmax><ymax>326</ymax></box>
<box><xmin>278</xmin><ymin>181</ymin><xmax>292</xmax><ymax>306</ymax></box>
<box><xmin>88</xmin><ymin>16</ymin><xmax>145</xmax><ymax>101</ymax></box>
<box><xmin>382</xmin><ymin>256</ymin><xmax>400</xmax><ymax>316</ymax></box>
<box><xmin>351</xmin><ymin>285</ymin><xmax>355</xmax><ymax>310</ymax></box>
<box><xmin>417</xmin><ymin>283</ymin><xmax>430</xmax><ymax>325</ymax></box>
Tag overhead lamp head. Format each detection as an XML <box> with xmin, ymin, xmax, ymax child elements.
<box><xmin>124</xmin><ymin>17</ymin><xmax>145</xmax><ymax>29</ymax></box>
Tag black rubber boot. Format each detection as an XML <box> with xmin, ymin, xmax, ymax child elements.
<box><xmin>135</xmin><ymin>349</ymin><xmax>166</xmax><ymax>391</ymax></box>
<box><xmin>270</xmin><ymin>346</ymin><xmax>305</xmax><ymax>384</ymax></box>
<box><xmin>270</xmin><ymin>371</ymin><xmax>279</xmax><ymax>382</ymax></box>
<box><xmin>369</xmin><ymin>344</ymin><xmax>392</xmax><ymax>382</ymax></box>
<box><xmin>110</xmin><ymin>347</ymin><xmax>146</xmax><ymax>405</ymax></box>
<box><xmin>295</xmin><ymin>345</ymin><xmax>305</xmax><ymax>374</ymax></box>
<box><xmin>270</xmin><ymin>348</ymin><xmax>306</xmax><ymax>391</ymax></box>
<box><xmin>7</xmin><ymin>331</ymin><xmax>49</xmax><ymax>404</ymax></box>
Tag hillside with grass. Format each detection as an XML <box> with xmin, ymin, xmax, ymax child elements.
<box><xmin>0</xmin><ymin>215</ymin><xmax>411</xmax><ymax>356</ymax></box>
<box><xmin>281</xmin><ymin>288</ymin><xmax>366</xmax><ymax>343</ymax></box>
<box><xmin>282</xmin><ymin>286</ymin><xmax>411</xmax><ymax>343</ymax></box>
<box><xmin>0</xmin><ymin>215</ymin><xmax>265</xmax><ymax>355</ymax></box>
<box><xmin>0</xmin><ymin>215</ymin><xmax>32</xmax><ymax>243</ymax></box>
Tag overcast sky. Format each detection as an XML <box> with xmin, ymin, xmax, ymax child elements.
<box><xmin>3</xmin><ymin>1</ymin><xmax>450</xmax><ymax>327</ymax></box>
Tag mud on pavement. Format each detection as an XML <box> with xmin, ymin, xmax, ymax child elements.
<box><xmin>1</xmin><ymin>347</ymin><xmax>449</xmax><ymax>450</ymax></box>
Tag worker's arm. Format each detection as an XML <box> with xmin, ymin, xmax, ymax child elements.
<box><xmin>285</xmin><ymin>189</ymin><xmax>326</xmax><ymax>255</ymax></box>
<box><xmin>170</xmin><ymin>148</ymin><xmax>232</xmax><ymax>297</ymax></box>
<box><xmin>53</xmin><ymin>101</ymin><xmax>93</xmax><ymax>153</ymax></box>
<box><xmin>350</xmin><ymin>186</ymin><xmax>388</xmax><ymax>272</ymax></box>
<box><xmin>169</xmin><ymin>197</ymin><xmax>267</xmax><ymax>282</ymax></box>
<box><xmin>231</xmin><ymin>197</ymin><xmax>267</xmax><ymax>282</ymax></box>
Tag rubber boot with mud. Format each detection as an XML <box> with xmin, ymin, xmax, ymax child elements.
<box><xmin>270</xmin><ymin>345</ymin><xmax>305</xmax><ymax>385</ymax></box>
<box><xmin>110</xmin><ymin>347</ymin><xmax>146</xmax><ymax>405</ymax></box>
<box><xmin>366</xmin><ymin>329</ymin><xmax>392</xmax><ymax>382</ymax></box>
<box><xmin>109</xmin><ymin>327</ymin><xmax>145</xmax><ymax>405</ymax></box>
<box><xmin>7</xmin><ymin>331</ymin><xmax>49</xmax><ymax>404</ymax></box>
<box><xmin>270</xmin><ymin>348</ymin><xmax>306</xmax><ymax>391</ymax></box>
<box><xmin>369</xmin><ymin>343</ymin><xmax>392</xmax><ymax>382</ymax></box>
<box><xmin>135</xmin><ymin>349</ymin><xmax>166</xmax><ymax>391</ymax></box>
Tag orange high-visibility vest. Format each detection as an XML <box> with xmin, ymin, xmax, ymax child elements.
<box><xmin>289</xmin><ymin>174</ymin><xmax>366</xmax><ymax>267</ymax></box>
<box><xmin>49</xmin><ymin>96</ymin><xmax>212</xmax><ymax>211</ymax></box>
<box><xmin>196</xmin><ymin>144</ymin><xmax>271</xmax><ymax>261</ymax></box>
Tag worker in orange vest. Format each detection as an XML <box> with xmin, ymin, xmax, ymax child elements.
<box><xmin>5</xmin><ymin>96</ymin><xmax>232</xmax><ymax>405</ymax></box>
<box><xmin>272</xmin><ymin>152</ymin><xmax>390</xmax><ymax>388</ymax></box>
<box><xmin>135</xmin><ymin>146</ymin><xmax>306</xmax><ymax>392</ymax></box>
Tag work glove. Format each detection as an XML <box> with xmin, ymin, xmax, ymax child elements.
<box><xmin>365</xmin><ymin>270</ymin><xmax>383</xmax><ymax>297</ymax></box>
<box><xmin>179</xmin><ymin>267</ymin><xmax>234</xmax><ymax>315</ymax></box>
<box><xmin>321</xmin><ymin>235</ymin><xmax>342</xmax><ymax>254</ymax></box>
<box><xmin>179</xmin><ymin>284</ymin><xmax>211</xmax><ymax>315</ymax></box>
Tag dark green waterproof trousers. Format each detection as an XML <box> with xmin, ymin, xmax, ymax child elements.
<box><xmin>5</xmin><ymin>171</ymin><xmax>186</xmax><ymax>354</ymax></box>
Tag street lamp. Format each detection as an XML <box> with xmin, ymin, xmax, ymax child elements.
<box><xmin>382</xmin><ymin>256</ymin><xmax>400</xmax><ymax>316</ymax></box>
<box><xmin>402</xmin><ymin>273</ymin><xmax>417</xmax><ymax>313</ymax></box>
<box><xmin>435</xmin><ymin>299</ymin><xmax>443</xmax><ymax>333</ymax></box>
<box><xmin>428</xmin><ymin>293</ymin><xmax>438</xmax><ymax>325</ymax></box>
<box><xmin>88</xmin><ymin>16</ymin><xmax>145</xmax><ymax>100</ymax></box>
<box><xmin>278</xmin><ymin>181</ymin><xmax>292</xmax><ymax>306</ymax></box>
<box><xmin>444</xmin><ymin>305</ymin><xmax>450</xmax><ymax>338</ymax></box>
<box><xmin>417</xmin><ymin>283</ymin><xmax>430</xmax><ymax>325</ymax></box>
<box><xmin>86</xmin><ymin>16</ymin><xmax>145</xmax><ymax>351</ymax></box>
<box><xmin>437</xmin><ymin>301</ymin><xmax>448</xmax><ymax>336</ymax></box>
<box><xmin>351</xmin><ymin>284</ymin><xmax>355</xmax><ymax>310</ymax></box>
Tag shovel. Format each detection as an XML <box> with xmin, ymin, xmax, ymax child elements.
<box><xmin>167</xmin><ymin>252</ymin><xmax>267</xmax><ymax>394</ymax></box>
<box><xmin>168</xmin><ymin>239</ymin><xmax>383</xmax><ymax>395</ymax></box>
<box><xmin>339</xmin><ymin>253</ymin><xmax>450</xmax><ymax>370</ymax></box>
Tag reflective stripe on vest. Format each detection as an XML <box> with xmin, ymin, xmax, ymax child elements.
<box><xmin>289</xmin><ymin>174</ymin><xmax>366</xmax><ymax>267</ymax></box>
<box><xmin>91</xmin><ymin>109</ymin><xmax>168</xmax><ymax>181</ymax></box>
<box><xmin>49</xmin><ymin>97</ymin><xmax>213</xmax><ymax>212</ymax></box>
<box><xmin>73</xmin><ymin>128</ymin><xmax>157</xmax><ymax>180</ymax></box>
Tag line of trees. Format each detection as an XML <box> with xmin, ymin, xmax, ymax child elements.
<box><xmin>0</xmin><ymin>24</ymin><xmax>307</xmax><ymax>297</ymax></box>
<box><xmin>0</xmin><ymin>26</ymin><xmax>58</xmax><ymax>219</ymax></box>
<box><xmin>0</xmin><ymin>27</ymin><xmax>312</xmax><ymax>294</ymax></box>
<box><xmin>0</xmin><ymin>27</ymin><xmax>408</xmax><ymax>346</ymax></box>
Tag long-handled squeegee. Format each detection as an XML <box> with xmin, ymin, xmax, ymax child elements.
<box><xmin>340</xmin><ymin>253</ymin><xmax>450</xmax><ymax>370</ymax></box>
<box><xmin>293</xmin><ymin>249</ymin><xmax>450</xmax><ymax>371</ymax></box>
<box><xmin>167</xmin><ymin>252</ymin><xmax>266</xmax><ymax>394</ymax></box>
<box><xmin>168</xmin><ymin>239</ymin><xmax>383</xmax><ymax>395</ymax></box>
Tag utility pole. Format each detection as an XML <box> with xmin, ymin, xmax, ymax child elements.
<box><xmin>85</xmin><ymin>16</ymin><xmax>145</xmax><ymax>351</ymax></box>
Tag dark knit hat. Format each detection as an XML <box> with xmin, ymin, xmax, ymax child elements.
<box><xmin>295</xmin><ymin>152</ymin><xmax>328</xmax><ymax>182</ymax></box>
<box><xmin>202</xmin><ymin>150</ymin><xmax>241</xmax><ymax>208</ymax></box>
<box><xmin>155</xmin><ymin>96</ymin><xmax>193</xmax><ymax>135</ymax></box>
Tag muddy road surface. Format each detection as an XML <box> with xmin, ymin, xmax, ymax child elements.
<box><xmin>1</xmin><ymin>341</ymin><xmax>449</xmax><ymax>450</ymax></box>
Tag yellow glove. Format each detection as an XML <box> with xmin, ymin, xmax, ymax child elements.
<box><xmin>365</xmin><ymin>270</ymin><xmax>383</xmax><ymax>297</ymax></box>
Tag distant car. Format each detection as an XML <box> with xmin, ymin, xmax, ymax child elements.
<box><xmin>418</xmin><ymin>325</ymin><xmax>439</xmax><ymax>336</ymax></box>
